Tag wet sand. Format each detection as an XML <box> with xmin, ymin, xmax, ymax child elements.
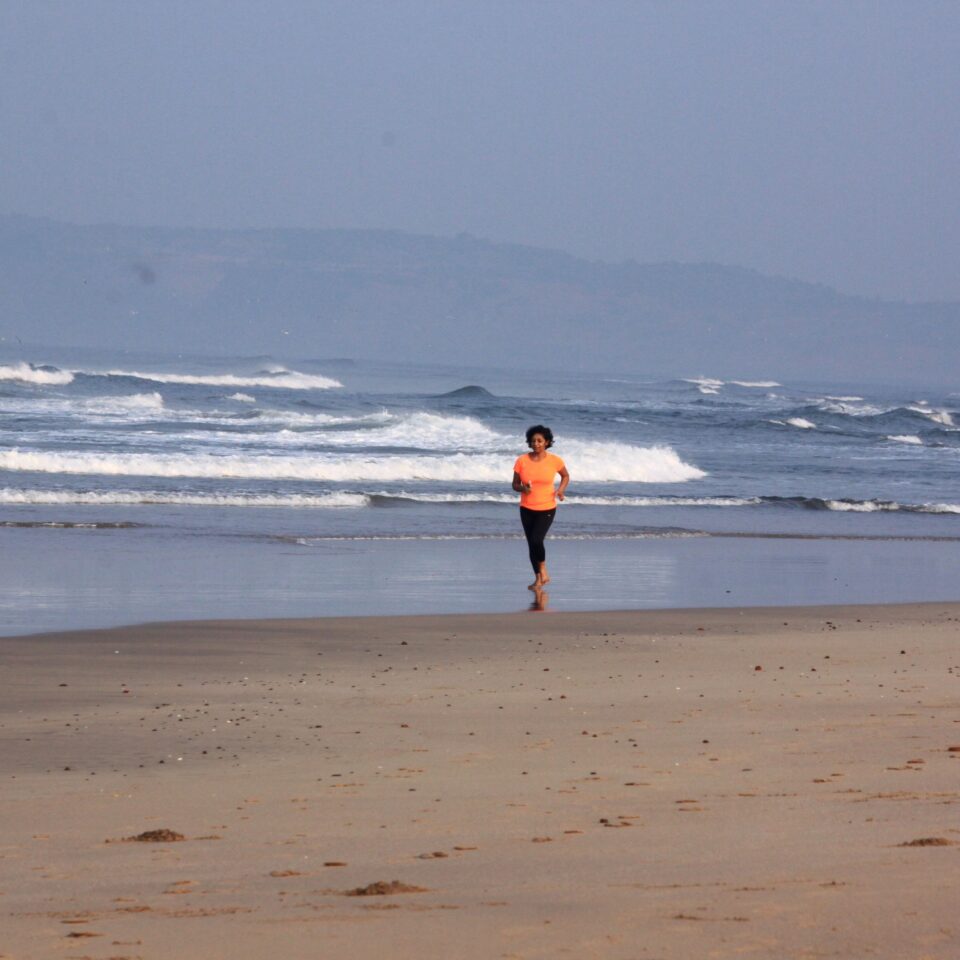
<box><xmin>2</xmin><ymin>604</ymin><xmax>959</xmax><ymax>959</ymax></box>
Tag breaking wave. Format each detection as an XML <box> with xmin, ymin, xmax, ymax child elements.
<box><xmin>761</xmin><ymin>496</ymin><xmax>960</xmax><ymax>514</ymax></box>
<box><xmin>0</xmin><ymin>361</ymin><xmax>341</xmax><ymax>390</ymax></box>
<box><xmin>0</xmin><ymin>362</ymin><xmax>75</xmax><ymax>385</ymax></box>
<box><xmin>683</xmin><ymin>377</ymin><xmax>780</xmax><ymax>392</ymax></box>
<box><xmin>768</xmin><ymin>417</ymin><xmax>816</xmax><ymax>429</ymax></box>
<box><xmin>682</xmin><ymin>377</ymin><xmax>723</xmax><ymax>395</ymax></box>
<box><xmin>815</xmin><ymin>399</ymin><xmax>888</xmax><ymax>417</ymax></box>
<box><xmin>1</xmin><ymin>487</ymin><xmax>956</xmax><ymax>517</ymax></box>
<box><xmin>812</xmin><ymin>399</ymin><xmax>955</xmax><ymax>427</ymax></box>
<box><xmin>906</xmin><ymin>405</ymin><xmax>954</xmax><ymax>427</ymax></box>
<box><xmin>0</xmin><ymin>392</ymin><xmax>166</xmax><ymax>419</ymax></box>
<box><xmin>0</xmin><ymin>441</ymin><xmax>705</xmax><ymax>483</ymax></box>
<box><xmin>307</xmin><ymin>412</ymin><xmax>503</xmax><ymax>450</ymax></box>
<box><xmin>87</xmin><ymin>366</ymin><xmax>342</xmax><ymax>390</ymax></box>
<box><xmin>372</xmin><ymin>492</ymin><xmax>960</xmax><ymax>514</ymax></box>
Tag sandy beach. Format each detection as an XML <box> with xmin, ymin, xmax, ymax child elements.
<box><xmin>3</xmin><ymin>603</ymin><xmax>959</xmax><ymax>959</ymax></box>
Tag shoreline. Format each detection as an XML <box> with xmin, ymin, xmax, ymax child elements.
<box><xmin>4</xmin><ymin>601</ymin><xmax>960</xmax><ymax>958</ymax></box>
<box><xmin>4</xmin><ymin>529</ymin><xmax>960</xmax><ymax>637</ymax></box>
<box><xmin>4</xmin><ymin>596</ymin><xmax>960</xmax><ymax>642</ymax></box>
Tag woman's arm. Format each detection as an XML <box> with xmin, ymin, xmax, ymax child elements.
<box><xmin>556</xmin><ymin>465</ymin><xmax>570</xmax><ymax>501</ymax></box>
<box><xmin>513</xmin><ymin>470</ymin><xmax>530</xmax><ymax>494</ymax></box>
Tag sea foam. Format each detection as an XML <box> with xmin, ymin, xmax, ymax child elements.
<box><xmin>0</xmin><ymin>391</ymin><xmax>165</xmax><ymax>420</ymax></box>
<box><xmin>138</xmin><ymin>411</ymin><xmax>505</xmax><ymax>451</ymax></box>
<box><xmin>4</xmin><ymin>486</ymin><xmax>954</xmax><ymax>515</ymax></box>
<box><xmin>87</xmin><ymin>392</ymin><xmax>165</xmax><ymax>414</ymax></box>
<box><xmin>0</xmin><ymin>487</ymin><xmax>367</xmax><ymax>508</ymax></box>
<box><xmin>375</xmin><ymin>492</ymin><xmax>752</xmax><ymax>507</ymax></box>
<box><xmin>0</xmin><ymin>488</ymin><xmax>743</xmax><ymax>509</ymax></box>
<box><xmin>298</xmin><ymin>412</ymin><xmax>504</xmax><ymax>451</ymax></box>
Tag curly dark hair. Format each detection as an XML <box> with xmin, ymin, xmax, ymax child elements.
<box><xmin>525</xmin><ymin>424</ymin><xmax>554</xmax><ymax>448</ymax></box>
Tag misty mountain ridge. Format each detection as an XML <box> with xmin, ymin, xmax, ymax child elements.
<box><xmin>1</xmin><ymin>214</ymin><xmax>956</xmax><ymax>384</ymax></box>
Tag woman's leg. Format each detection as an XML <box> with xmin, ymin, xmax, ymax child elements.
<box><xmin>534</xmin><ymin>507</ymin><xmax>556</xmax><ymax>584</ymax></box>
<box><xmin>520</xmin><ymin>507</ymin><xmax>555</xmax><ymax>585</ymax></box>
<box><xmin>520</xmin><ymin>507</ymin><xmax>540</xmax><ymax>576</ymax></box>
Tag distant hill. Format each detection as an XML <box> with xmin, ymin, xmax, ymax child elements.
<box><xmin>1</xmin><ymin>214</ymin><xmax>957</xmax><ymax>384</ymax></box>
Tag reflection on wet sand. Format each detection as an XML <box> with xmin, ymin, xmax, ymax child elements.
<box><xmin>528</xmin><ymin>587</ymin><xmax>549</xmax><ymax>612</ymax></box>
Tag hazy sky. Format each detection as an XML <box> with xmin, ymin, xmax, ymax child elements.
<box><xmin>2</xmin><ymin>0</ymin><xmax>958</xmax><ymax>301</ymax></box>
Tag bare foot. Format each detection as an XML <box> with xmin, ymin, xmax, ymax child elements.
<box><xmin>528</xmin><ymin>579</ymin><xmax>542</xmax><ymax>591</ymax></box>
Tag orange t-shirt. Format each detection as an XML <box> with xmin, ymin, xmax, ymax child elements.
<box><xmin>514</xmin><ymin>452</ymin><xmax>565</xmax><ymax>511</ymax></box>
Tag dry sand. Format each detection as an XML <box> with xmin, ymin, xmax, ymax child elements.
<box><xmin>2</xmin><ymin>604</ymin><xmax>959</xmax><ymax>959</ymax></box>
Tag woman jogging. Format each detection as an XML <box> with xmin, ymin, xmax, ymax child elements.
<box><xmin>512</xmin><ymin>424</ymin><xmax>569</xmax><ymax>590</ymax></box>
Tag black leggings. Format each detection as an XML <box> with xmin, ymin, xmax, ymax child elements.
<box><xmin>520</xmin><ymin>506</ymin><xmax>556</xmax><ymax>575</ymax></box>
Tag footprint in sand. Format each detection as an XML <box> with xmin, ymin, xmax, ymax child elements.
<box><xmin>163</xmin><ymin>880</ymin><xmax>195</xmax><ymax>895</ymax></box>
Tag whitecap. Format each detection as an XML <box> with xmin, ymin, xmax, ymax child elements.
<box><xmin>787</xmin><ymin>417</ymin><xmax>816</xmax><ymax>429</ymax></box>
<box><xmin>683</xmin><ymin>377</ymin><xmax>724</xmax><ymax>389</ymax></box>
<box><xmin>683</xmin><ymin>377</ymin><xmax>723</xmax><ymax>394</ymax></box>
<box><xmin>87</xmin><ymin>392</ymin><xmax>165</xmax><ymax>414</ymax></box>
<box><xmin>228</xmin><ymin>392</ymin><xmax>256</xmax><ymax>403</ymax></box>
<box><xmin>886</xmin><ymin>435</ymin><xmax>923</xmax><ymax>445</ymax></box>
<box><xmin>816</xmin><ymin>400</ymin><xmax>887</xmax><ymax>416</ymax></box>
<box><xmin>0</xmin><ymin>362</ymin><xmax>74</xmax><ymax>385</ymax></box>
<box><xmin>906</xmin><ymin>405</ymin><xmax>954</xmax><ymax>427</ymax></box>
<box><xmin>823</xmin><ymin>499</ymin><xmax>890</xmax><ymax>512</ymax></box>
<box><xmin>86</xmin><ymin>366</ymin><xmax>342</xmax><ymax>390</ymax></box>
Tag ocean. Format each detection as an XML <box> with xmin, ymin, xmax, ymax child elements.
<box><xmin>2</xmin><ymin>349</ymin><xmax>959</xmax><ymax>635</ymax></box>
